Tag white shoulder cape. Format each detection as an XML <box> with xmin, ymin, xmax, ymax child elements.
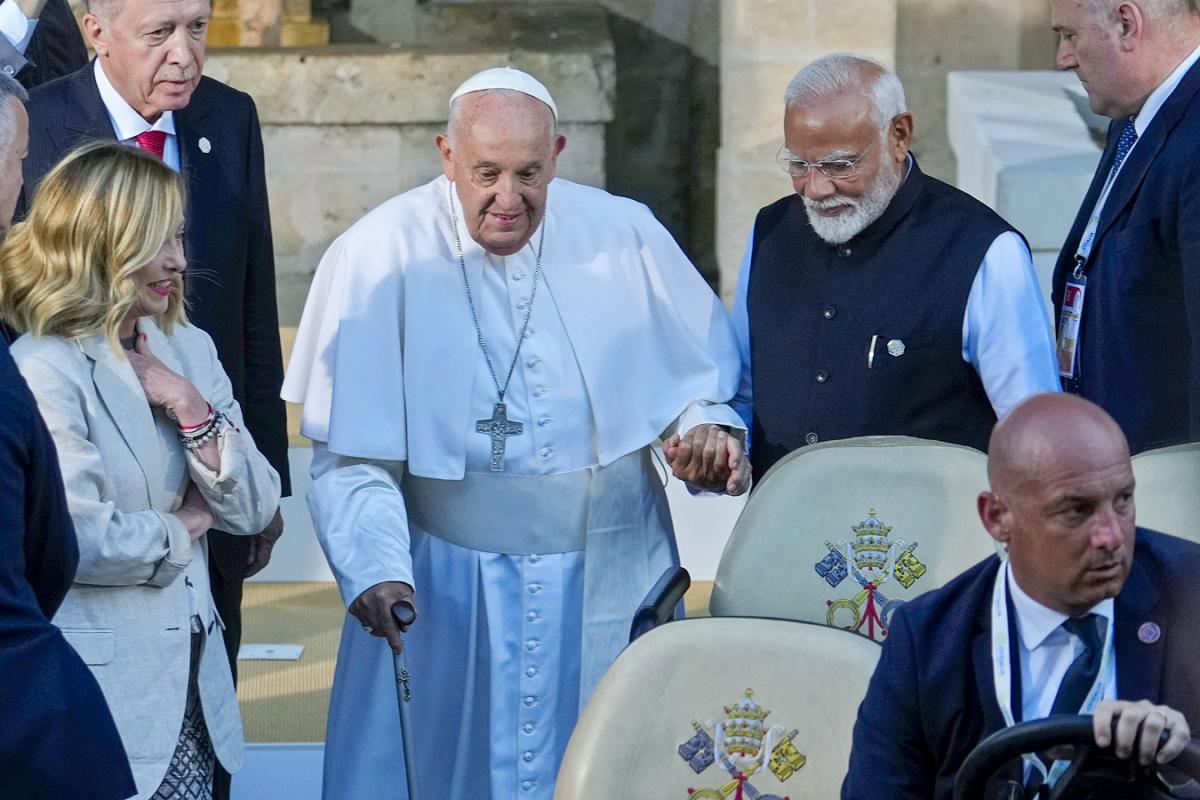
<box><xmin>282</xmin><ymin>175</ymin><xmax>741</xmax><ymax>478</ymax></box>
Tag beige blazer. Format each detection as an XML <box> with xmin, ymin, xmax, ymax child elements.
<box><xmin>12</xmin><ymin>318</ymin><xmax>281</xmax><ymax>798</ymax></box>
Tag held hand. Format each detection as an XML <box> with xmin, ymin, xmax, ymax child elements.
<box><xmin>1093</xmin><ymin>699</ymin><xmax>1191</xmax><ymax>765</ymax></box>
<box><xmin>245</xmin><ymin>508</ymin><xmax>284</xmax><ymax>577</ymax></box>
<box><xmin>174</xmin><ymin>483</ymin><xmax>213</xmax><ymax>542</ymax></box>
<box><xmin>128</xmin><ymin>334</ymin><xmax>208</xmax><ymax>424</ymax></box>
<box><xmin>350</xmin><ymin>581</ymin><xmax>417</xmax><ymax>655</ymax></box>
<box><xmin>664</xmin><ymin>424</ymin><xmax>751</xmax><ymax>496</ymax></box>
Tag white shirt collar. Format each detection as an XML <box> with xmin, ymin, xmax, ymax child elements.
<box><xmin>1134</xmin><ymin>39</ymin><xmax>1200</xmax><ymax>136</ymax></box>
<box><xmin>1007</xmin><ymin>564</ymin><xmax>1114</xmax><ymax>652</ymax></box>
<box><xmin>93</xmin><ymin>59</ymin><xmax>176</xmax><ymax>141</ymax></box>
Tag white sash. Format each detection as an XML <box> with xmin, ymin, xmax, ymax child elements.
<box><xmin>402</xmin><ymin>448</ymin><xmax>674</xmax><ymax>706</ymax></box>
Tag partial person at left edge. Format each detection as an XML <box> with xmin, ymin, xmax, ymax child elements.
<box><xmin>0</xmin><ymin>73</ymin><xmax>136</xmax><ymax>800</ymax></box>
<box><xmin>20</xmin><ymin>9</ymin><xmax>291</xmax><ymax>797</ymax></box>
<box><xmin>1</xmin><ymin>141</ymin><xmax>282</xmax><ymax>800</ymax></box>
<box><xmin>0</xmin><ymin>0</ymin><xmax>88</xmax><ymax>89</ymax></box>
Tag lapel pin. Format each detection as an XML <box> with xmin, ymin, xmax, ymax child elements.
<box><xmin>198</xmin><ymin>137</ymin><xmax>212</xmax><ymax>154</ymax></box>
<box><xmin>887</xmin><ymin>339</ymin><xmax>905</xmax><ymax>357</ymax></box>
<box><xmin>1138</xmin><ymin>621</ymin><xmax>1161</xmax><ymax>644</ymax></box>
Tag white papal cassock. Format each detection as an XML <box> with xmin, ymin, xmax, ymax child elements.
<box><xmin>282</xmin><ymin>175</ymin><xmax>743</xmax><ymax>800</ymax></box>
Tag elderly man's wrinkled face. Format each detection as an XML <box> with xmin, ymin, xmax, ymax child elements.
<box><xmin>84</xmin><ymin>0</ymin><xmax>210</xmax><ymax>122</ymax></box>
<box><xmin>437</xmin><ymin>92</ymin><xmax>566</xmax><ymax>257</ymax></box>
<box><xmin>984</xmin><ymin>411</ymin><xmax>1136</xmax><ymax>617</ymax></box>
<box><xmin>783</xmin><ymin>90</ymin><xmax>909</xmax><ymax>245</ymax></box>
<box><xmin>1051</xmin><ymin>0</ymin><xmax>1136</xmax><ymax>117</ymax></box>
<box><xmin>0</xmin><ymin>97</ymin><xmax>27</xmax><ymax>243</ymax></box>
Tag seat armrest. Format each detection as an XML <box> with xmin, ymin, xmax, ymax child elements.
<box><xmin>629</xmin><ymin>566</ymin><xmax>690</xmax><ymax>643</ymax></box>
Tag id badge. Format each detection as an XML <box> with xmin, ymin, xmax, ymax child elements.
<box><xmin>1056</xmin><ymin>275</ymin><xmax>1086</xmax><ymax>380</ymax></box>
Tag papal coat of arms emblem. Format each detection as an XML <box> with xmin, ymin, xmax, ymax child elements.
<box><xmin>677</xmin><ymin>689</ymin><xmax>806</xmax><ymax>799</ymax></box>
<box><xmin>813</xmin><ymin>510</ymin><xmax>927</xmax><ymax>641</ymax></box>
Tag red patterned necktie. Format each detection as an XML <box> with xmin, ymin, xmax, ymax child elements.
<box><xmin>135</xmin><ymin>130</ymin><xmax>168</xmax><ymax>159</ymax></box>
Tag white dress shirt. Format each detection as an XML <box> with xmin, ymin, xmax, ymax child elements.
<box><xmin>1133</xmin><ymin>40</ymin><xmax>1200</xmax><ymax>141</ymax></box>
<box><xmin>0</xmin><ymin>1</ymin><xmax>36</xmax><ymax>55</ymax></box>
<box><xmin>1007</xmin><ymin>566</ymin><xmax>1117</xmax><ymax>724</ymax></box>
<box><xmin>94</xmin><ymin>58</ymin><xmax>181</xmax><ymax>171</ymax></box>
<box><xmin>730</xmin><ymin>164</ymin><xmax>1061</xmax><ymax>438</ymax></box>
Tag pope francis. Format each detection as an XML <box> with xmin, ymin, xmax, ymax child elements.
<box><xmin>283</xmin><ymin>67</ymin><xmax>747</xmax><ymax>799</ymax></box>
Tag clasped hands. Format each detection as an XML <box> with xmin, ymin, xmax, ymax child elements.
<box><xmin>665</xmin><ymin>423</ymin><xmax>751</xmax><ymax>496</ymax></box>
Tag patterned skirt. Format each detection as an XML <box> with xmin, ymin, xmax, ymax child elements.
<box><xmin>150</xmin><ymin>623</ymin><xmax>215</xmax><ymax>800</ymax></box>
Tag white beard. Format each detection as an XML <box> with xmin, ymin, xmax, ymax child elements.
<box><xmin>802</xmin><ymin>161</ymin><xmax>903</xmax><ymax>245</ymax></box>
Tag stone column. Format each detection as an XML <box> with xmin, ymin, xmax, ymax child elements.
<box><xmin>717</xmin><ymin>0</ymin><xmax>897</xmax><ymax>302</ymax></box>
<box><xmin>209</xmin><ymin>0</ymin><xmax>329</xmax><ymax>47</ymax></box>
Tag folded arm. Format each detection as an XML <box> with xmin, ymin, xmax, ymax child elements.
<box><xmin>17</xmin><ymin>354</ymin><xmax>195</xmax><ymax>588</ymax></box>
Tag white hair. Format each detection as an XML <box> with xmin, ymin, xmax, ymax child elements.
<box><xmin>1089</xmin><ymin>0</ymin><xmax>1200</xmax><ymax>18</ymax></box>
<box><xmin>85</xmin><ymin>0</ymin><xmax>123</xmax><ymax>20</ymax></box>
<box><xmin>0</xmin><ymin>73</ymin><xmax>27</xmax><ymax>159</ymax></box>
<box><xmin>784</xmin><ymin>53</ymin><xmax>907</xmax><ymax>127</ymax></box>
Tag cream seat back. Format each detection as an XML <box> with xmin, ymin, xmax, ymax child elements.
<box><xmin>554</xmin><ymin>617</ymin><xmax>880</xmax><ymax>800</ymax></box>
<box><xmin>709</xmin><ymin>436</ymin><xmax>996</xmax><ymax>642</ymax></box>
<box><xmin>1132</xmin><ymin>442</ymin><xmax>1200</xmax><ymax>544</ymax></box>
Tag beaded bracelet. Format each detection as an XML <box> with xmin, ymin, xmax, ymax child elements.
<box><xmin>181</xmin><ymin>411</ymin><xmax>231</xmax><ymax>452</ymax></box>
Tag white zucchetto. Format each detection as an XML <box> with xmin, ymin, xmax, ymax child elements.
<box><xmin>449</xmin><ymin>66</ymin><xmax>559</xmax><ymax>121</ymax></box>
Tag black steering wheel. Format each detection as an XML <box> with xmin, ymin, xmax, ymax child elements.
<box><xmin>953</xmin><ymin>715</ymin><xmax>1200</xmax><ymax>800</ymax></box>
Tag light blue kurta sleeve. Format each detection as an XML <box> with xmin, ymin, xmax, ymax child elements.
<box><xmin>307</xmin><ymin>441</ymin><xmax>415</xmax><ymax>609</ymax></box>
<box><xmin>729</xmin><ymin>228</ymin><xmax>756</xmax><ymax>439</ymax></box>
<box><xmin>961</xmin><ymin>230</ymin><xmax>1062</xmax><ymax>419</ymax></box>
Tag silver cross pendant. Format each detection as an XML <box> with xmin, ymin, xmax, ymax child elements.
<box><xmin>476</xmin><ymin>402</ymin><xmax>523</xmax><ymax>472</ymax></box>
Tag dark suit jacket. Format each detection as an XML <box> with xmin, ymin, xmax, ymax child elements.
<box><xmin>0</xmin><ymin>338</ymin><xmax>135</xmax><ymax>800</ymax></box>
<box><xmin>1052</xmin><ymin>58</ymin><xmax>1200</xmax><ymax>454</ymax></box>
<box><xmin>22</xmin><ymin>64</ymin><xmax>292</xmax><ymax>582</ymax></box>
<box><xmin>0</xmin><ymin>0</ymin><xmax>88</xmax><ymax>89</ymax></box>
<box><xmin>0</xmin><ymin>0</ymin><xmax>89</xmax><ymax>89</ymax></box>
<box><xmin>842</xmin><ymin>528</ymin><xmax>1200</xmax><ymax>800</ymax></box>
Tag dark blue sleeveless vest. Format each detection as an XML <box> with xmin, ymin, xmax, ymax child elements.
<box><xmin>747</xmin><ymin>161</ymin><xmax>1013</xmax><ymax>481</ymax></box>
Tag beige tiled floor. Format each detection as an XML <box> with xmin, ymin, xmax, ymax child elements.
<box><xmin>238</xmin><ymin>580</ymin><xmax>714</xmax><ymax>743</ymax></box>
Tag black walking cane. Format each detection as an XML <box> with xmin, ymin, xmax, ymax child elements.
<box><xmin>391</xmin><ymin>601</ymin><xmax>419</xmax><ymax>799</ymax></box>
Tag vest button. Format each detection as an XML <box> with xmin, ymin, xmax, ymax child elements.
<box><xmin>823</xmin><ymin>306</ymin><xmax>836</xmax><ymax>320</ymax></box>
<box><xmin>838</xmin><ymin>246</ymin><xmax>852</xmax><ymax>258</ymax></box>
<box><xmin>805</xmin><ymin>432</ymin><xmax>819</xmax><ymax>445</ymax></box>
<box><xmin>816</xmin><ymin>371</ymin><xmax>828</xmax><ymax>383</ymax></box>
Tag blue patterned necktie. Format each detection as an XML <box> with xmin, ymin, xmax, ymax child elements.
<box><xmin>1050</xmin><ymin>613</ymin><xmax>1105</xmax><ymax>716</ymax></box>
<box><xmin>1111</xmin><ymin>117</ymin><xmax>1138</xmax><ymax>174</ymax></box>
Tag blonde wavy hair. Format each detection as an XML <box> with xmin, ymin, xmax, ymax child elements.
<box><xmin>0</xmin><ymin>141</ymin><xmax>187</xmax><ymax>354</ymax></box>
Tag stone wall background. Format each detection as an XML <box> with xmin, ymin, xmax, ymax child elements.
<box><xmin>312</xmin><ymin>0</ymin><xmax>1061</xmax><ymax>298</ymax></box>
<box><xmin>66</xmin><ymin>0</ymin><xmax>1066</xmax><ymax>308</ymax></box>
<box><xmin>897</xmin><ymin>0</ymin><xmax>1056</xmax><ymax>180</ymax></box>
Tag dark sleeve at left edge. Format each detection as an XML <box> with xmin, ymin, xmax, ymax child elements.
<box><xmin>1</xmin><ymin>345</ymin><xmax>77</xmax><ymax>618</ymax></box>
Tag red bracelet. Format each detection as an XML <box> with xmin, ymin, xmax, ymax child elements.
<box><xmin>177</xmin><ymin>404</ymin><xmax>215</xmax><ymax>431</ymax></box>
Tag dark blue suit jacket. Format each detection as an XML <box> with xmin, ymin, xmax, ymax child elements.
<box><xmin>0</xmin><ymin>338</ymin><xmax>135</xmax><ymax>800</ymax></box>
<box><xmin>17</xmin><ymin>0</ymin><xmax>87</xmax><ymax>89</ymax></box>
<box><xmin>1052</xmin><ymin>58</ymin><xmax>1200</xmax><ymax>454</ymax></box>
<box><xmin>842</xmin><ymin>529</ymin><xmax>1200</xmax><ymax>800</ymax></box>
<box><xmin>21</xmin><ymin>64</ymin><xmax>291</xmax><ymax>584</ymax></box>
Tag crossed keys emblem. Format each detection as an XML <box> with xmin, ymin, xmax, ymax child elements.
<box><xmin>677</xmin><ymin>689</ymin><xmax>806</xmax><ymax>800</ymax></box>
<box><xmin>813</xmin><ymin>510</ymin><xmax>927</xmax><ymax>641</ymax></box>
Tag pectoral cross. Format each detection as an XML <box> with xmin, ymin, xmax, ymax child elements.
<box><xmin>476</xmin><ymin>402</ymin><xmax>523</xmax><ymax>472</ymax></box>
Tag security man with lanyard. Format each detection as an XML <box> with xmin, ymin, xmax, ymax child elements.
<box><xmin>843</xmin><ymin>393</ymin><xmax>1200</xmax><ymax>800</ymax></box>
